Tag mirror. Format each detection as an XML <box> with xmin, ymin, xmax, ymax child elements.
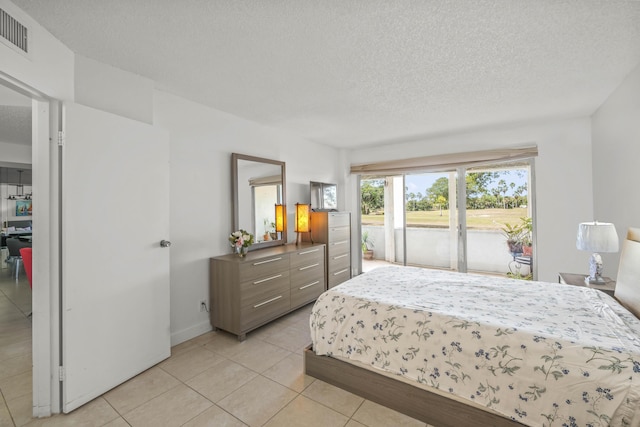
<box><xmin>310</xmin><ymin>181</ymin><xmax>337</xmax><ymax>211</ymax></box>
<box><xmin>232</xmin><ymin>153</ymin><xmax>286</xmax><ymax>250</ymax></box>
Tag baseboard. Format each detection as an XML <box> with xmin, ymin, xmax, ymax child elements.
<box><xmin>170</xmin><ymin>320</ymin><xmax>212</xmax><ymax>347</ymax></box>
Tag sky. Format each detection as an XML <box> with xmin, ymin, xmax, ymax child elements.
<box><xmin>405</xmin><ymin>169</ymin><xmax>528</xmax><ymax>198</ymax></box>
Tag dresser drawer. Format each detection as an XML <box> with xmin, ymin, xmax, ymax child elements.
<box><xmin>327</xmin><ymin>239</ymin><xmax>350</xmax><ymax>258</ymax></box>
<box><xmin>328</xmin><ymin>265</ymin><xmax>351</xmax><ymax>288</ymax></box>
<box><xmin>240</xmin><ymin>271</ymin><xmax>290</xmax><ymax>306</ymax></box>
<box><xmin>330</xmin><ymin>248</ymin><xmax>350</xmax><ymax>270</ymax></box>
<box><xmin>241</xmin><ymin>291</ymin><xmax>291</xmax><ymax>331</ymax></box>
<box><xmin>328</xmin><ymin>213</ymin><xmax>350</xmax><ymax>228</ymax></box>
<box><xmin>291</xmin><ymin>274</ymin><xmax>325</xmax><ymax>308</ymax></box>
<box><xmin>290</xmin><ymin>260</ymin><xmax>324</xmax><ymax>286</ymax></box>
<box><xmin>238</xmin><ymin>254</ymin><xmax>290</xmax><ymax>282</ymax></box>
<box><xmin>327</xmin><ymin>250</ymin><xmax>349</xmax><ymax>267</ymax></box>
<box><xmin>327</xmin><ymin>226</ymin><xmax>350</xmax><ymax>243</ymax></box>
<box><xmin>290</xmin><ymin>246</ymin><xmax>324</xmax><ymax>269</ymax></box>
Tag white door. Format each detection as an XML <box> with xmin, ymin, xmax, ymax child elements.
<box><xmin>61</xmin><ymin>102</ymin><xmax>170</xmax><ymax>412</ymax></box>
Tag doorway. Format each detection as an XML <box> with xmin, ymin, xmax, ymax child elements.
<box><xmin>0</xmin><ymin>77</ymin><xmax>54</xmax><ymax>418</ymax></box>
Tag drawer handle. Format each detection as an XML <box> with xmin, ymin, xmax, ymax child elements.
<box><xmin>298</xmin><ymin>248</ymin><xmax>319</xmax><ymax>255</ymax></box>
<box><xmin>333</xmin><ymin>268</ymin><xmax>349</xmax><ymax>276</ymax></box>
<box><xmin>253</xmin><ymin>274</ymin><xmax>283</xmax><ymax>285</ymax></box>
<box><xmin>331</xmin><ymin>240</ymin><xmax>348</xmax><ymax>246</ymax></box>
<box><xmin>299</xmin><ymin>281</ymin><xmax>320</xmax><ymax>290</ymax></box>
<box><xmin>299</xmin><ymin>263</ymin><xmax>319</xmax><ymax>271</ymax></box>
<box><xmin>253</xmin><ymin>295</ymin><xmax>283</xmax><ymax>308</ymax></box>
<box><xmin>333</xmin><ymin>254</ymin><xmax>348</xmax><ymax>260</ymax></box>
<box><xmin>329</xmin><ymin>227</ymin><xmax>347</xmax><ymax>232</ymax></box>
<box><xmin>252</xmin><ymin>257</ymin><xmax>283</xmax><ymax>266</ymax></box>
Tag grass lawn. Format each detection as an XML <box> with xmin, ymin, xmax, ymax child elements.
<box><xmin>362</xmin><ymin>207</ymin><xmax>529</xmax><ymax>229</ymax></box>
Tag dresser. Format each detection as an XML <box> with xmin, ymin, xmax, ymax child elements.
<box><xmin>210</xmin><ymin>243</ymin><xmax>326</xmax><ymax>340</ymax></box>
<box><xmin>307</xmin><ymin>211</ymin><xmax>351</xmax><ymax>289</ymax></box>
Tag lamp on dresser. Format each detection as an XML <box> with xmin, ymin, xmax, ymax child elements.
<box><xmin>295</xmin><ymin>203</ymin><xmax>312</xmax><ymax>244</ymax></box>
<box><xmin>576</xmin><ymin>221</ymin><xmax>619</xmax><ymax>285</ymax></box>
<box><xmin>275</xmin><ymin>204</ymin><xmax>285</xmax><ymax>238</ymax></box>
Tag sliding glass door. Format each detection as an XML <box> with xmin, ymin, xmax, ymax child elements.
<box><xmin>360</xmin><ymin>176</ymin><xmax>405</xmax><ymax>270</ymax></box>
<box><xmin>404</xmin><ymin>172</ymin><xmax>458</xmax><ymax>270</ymax></box>
<box><xmin>359</xmin><ymin>160</ymin><xmax>535</xmax><ymax>279</ymax></box>
<box><xmin>465</xmin><ymin>162</ymin><xmax>533</xmax><ymax>278</ymax></box>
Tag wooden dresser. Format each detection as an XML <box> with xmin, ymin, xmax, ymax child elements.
<box><xmin>210</xmin><ymin>243</ymin><xmax>326</xmax><ymax>340</ymax></box>
<box><xmin>307</xmin><ymin>211</ymin><xmax>351</xmax><ymax>289</ymax></box>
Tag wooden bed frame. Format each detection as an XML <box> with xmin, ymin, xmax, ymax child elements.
<box><xmin>304</xmin><ymin>345</ymin><xmax>524</xmax><ymax>427</ymax></box>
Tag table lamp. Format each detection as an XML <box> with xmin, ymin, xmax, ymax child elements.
<box><xmin>295</xmin><ymin>203</ymin><xmax>311</xmax><ymax>244</ymax></box>
<box><xmin>274</xmin><ymin>204</ymin><xmax>285</xmax><ymax>237</ymax></box>
<box><xmin>576</xmin><ymin>221</ymin><xmax>619</xmax><ymax>285</ymax></box>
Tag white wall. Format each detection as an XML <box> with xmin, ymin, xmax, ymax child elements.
<box><xmin>347</xmin><ymin>117</ymin><xmax>594</xmax><ymax>282</ymax></box>
<box><xmin>0</xmin><ymin>141</ymin><xmax>31</xmax><ymax>164</ymax></box>
<box><xmin>153</xmin><ymin>90</ymin><xmax>345</xmax><ymax>345</ymax></box>
<box><xmin>592</xmin><ymin>63</ymin><xmax>640</xmax><ymax>278</ymax></box>
<box><xmin>75</xmin><ymin>55</ymin><xmax>154</xmax><ymax>124</ymax></box>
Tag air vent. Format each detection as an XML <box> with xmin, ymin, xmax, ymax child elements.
<box><xmin>0</xmin><ymin>8</ymin><xmax>28</xmax><ymax>53</ymax></box>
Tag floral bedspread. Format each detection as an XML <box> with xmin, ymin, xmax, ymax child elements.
<box><xmin>310</xmin><ymin>266</ymin><xmax>640</xmax><ymax>427</ymax></box>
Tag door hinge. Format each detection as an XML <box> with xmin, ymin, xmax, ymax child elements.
<box><xmin>58</xmin><ymin>366</ymin><xmax>65</xmax><ymax>381</ymax></box>
<box><xmin>57</xmin><ymin>131</ymin><xmax>65</xmax><ymax>147</ymax></box>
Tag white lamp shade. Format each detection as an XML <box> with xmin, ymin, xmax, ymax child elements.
<box><xmin>576</xmin><ymin>222</ymin><xmax>619</xmax><ymax>253</ymax></box>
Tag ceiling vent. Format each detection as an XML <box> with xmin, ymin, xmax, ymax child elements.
<box><xmin>0</xmin><ymin>8</ymin><xmax>28</xmax><ymax>54</ymax></box>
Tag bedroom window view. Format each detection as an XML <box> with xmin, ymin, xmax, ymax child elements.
<box><xmin>361</xmin><ymin>162</ymin><xmax>534</xmax><ymax>279</ymax></box>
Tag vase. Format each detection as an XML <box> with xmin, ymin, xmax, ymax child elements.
<box><xmin>235</xmin><ymin>246</ymin><xmax>248</xmax><ymax>257</ymax></box>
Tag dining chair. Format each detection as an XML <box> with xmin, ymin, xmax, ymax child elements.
<box><xmin>19</xmin><ymin>247</ymin><xmax>33</xmax><ymax>289</ymax></box>
<box><xmin>6</xmin><ymin>238</ymin><xmax>31</xmax><ymax>282</ymax></box>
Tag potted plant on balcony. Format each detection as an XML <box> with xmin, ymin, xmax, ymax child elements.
<box><xmin>362</xmin><ymin>231</ymin><xmax>375</xmax><ymax>260</ymax></box>
<box><xmin>501</xmin><ymin>217</ymin><xmax>532</xmax><ymax>257</ymax></box>
<box><xmin>501</xmin><ymin>221</ymin><xmax>524</xmax><ymax>256</ymax></box>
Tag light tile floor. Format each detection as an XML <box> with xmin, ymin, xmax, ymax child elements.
<box><xmin>0</xmin><ymin>266</ymin><xmax>428</xmax><ymax>427</ymax></box>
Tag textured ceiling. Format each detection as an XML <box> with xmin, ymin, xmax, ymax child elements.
<box><xmin>7</xmin><ymin>0</ymin><xmax>640</xmax><ymax>148</ymax></box>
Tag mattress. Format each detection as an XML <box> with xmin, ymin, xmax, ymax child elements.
<box><xmin>310</xmin><ymin>266</ymin><xmax>640</xmax><ymax>427</ymax></box>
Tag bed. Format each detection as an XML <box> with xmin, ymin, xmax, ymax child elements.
<box><xmin>305</xmin><ymin>228</ymin><xmax>640</xmax><ymax>427</ymax></box>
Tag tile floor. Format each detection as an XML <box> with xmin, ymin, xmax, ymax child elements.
<box><xmin>0</xmin><ymin>265</ymin><xmax>429</xmax><ymax>427</ymax></box>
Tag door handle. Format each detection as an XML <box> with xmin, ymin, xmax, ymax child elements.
<box><xmin>160</xmin><ymin>240</ymin><xmax>171</xmax><ymax>248</ymax></box>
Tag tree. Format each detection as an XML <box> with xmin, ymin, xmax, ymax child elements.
<box><xmin>466</xmin><ymin>172</ymin><xmax>498</xmax><ymax>208</ymax></box>
<box><xmin>426</xmin><ymin>177</ymin><xmax>449</xmax><ymax>209</ymax></box>
<box><xmin>496</xmin><ymin>179</ymin><xmax>508</xmax><ymax>208</ymax></box>
<box><xmin>361</xmin><ymin>180</ymin><xmax>384</xmax><ymax>214</ymax></box>
<box><xmin>436</xmin><ymin>195</ymin><xmax>447</xmax><ymax>216</ymax></box>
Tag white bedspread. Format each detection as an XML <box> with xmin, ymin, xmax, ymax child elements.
<box><xmin>310</xmin><ymin>266</ymin><xmax>640</xmax><ymax>427</ymax></box>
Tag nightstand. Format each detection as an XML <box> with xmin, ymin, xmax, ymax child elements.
<box><xmin>558</xmin><ymin>272</ymin><xmax>616</xmax><ymax>297</ymax></box>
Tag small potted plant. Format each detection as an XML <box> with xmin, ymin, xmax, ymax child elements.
<box><xmin>501</xmin><ymin>217</ymin><xmax>532</xmax><ymax>257</ymax></box>
<box><xmin>262</xmin><ymin>219</ymin><xmax>275</xmax><ymax>241</ymax></box>
<box><xmin>501</xmin><ymin>221</ymin><xmax>524</xmax><ymax>256</ymax></box>
<box><xmin>362</xmin><ymin>231</ymin><xmax>374</xmax><ymax>260</ymax></box>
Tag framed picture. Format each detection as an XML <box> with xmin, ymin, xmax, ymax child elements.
<box><xmin>16</xmin><ymin>200</ymin><xmax>32</xmax><ymax>217</ymax></box>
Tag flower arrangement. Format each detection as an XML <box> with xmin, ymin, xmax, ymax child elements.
<box><xmin>229</xmin><ymin>229</ymin><xmax>254</xmax><ymax>256</ymax></box>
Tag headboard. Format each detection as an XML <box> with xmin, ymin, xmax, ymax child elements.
<box><xmin>614</xmin><ymin>227</ymin><xmax>640</xmax><ymax>319</ymax></box>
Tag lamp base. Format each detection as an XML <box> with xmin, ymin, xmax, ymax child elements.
<box><xmin>584</xmin><ymin>275</ymin><xmax>606</xmax><ymax>285</ymax></box>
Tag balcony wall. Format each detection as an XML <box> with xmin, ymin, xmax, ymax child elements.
<box><xmin>362</xmin><ymin>225</ymin><xmax>529</xmax><ymax>276</ymax></box>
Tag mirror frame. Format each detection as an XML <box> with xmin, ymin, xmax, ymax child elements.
<box><xmin>232</xmin><ymin>153</ymin><xmax>286</xmax><ymax>251</ymax></box>
<box><xmin>310</xmin><ymin>181</ymin><xmax>338</xmax><ymax>211</ymax></box>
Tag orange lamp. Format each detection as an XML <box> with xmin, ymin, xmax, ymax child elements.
<box><xmin>295</xmin><ymin>203</ymin><xmax>310</xmax><ymax>232</ymax></box>
<box><xmin>275</xmin><ymin>204</ymin><xmax>285</xmax><ymax>233</ymax></box>
<box><xmin>295</xmin><ymin>203</ymin><xmax>311</xmax><ymax>244</ymax></box>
